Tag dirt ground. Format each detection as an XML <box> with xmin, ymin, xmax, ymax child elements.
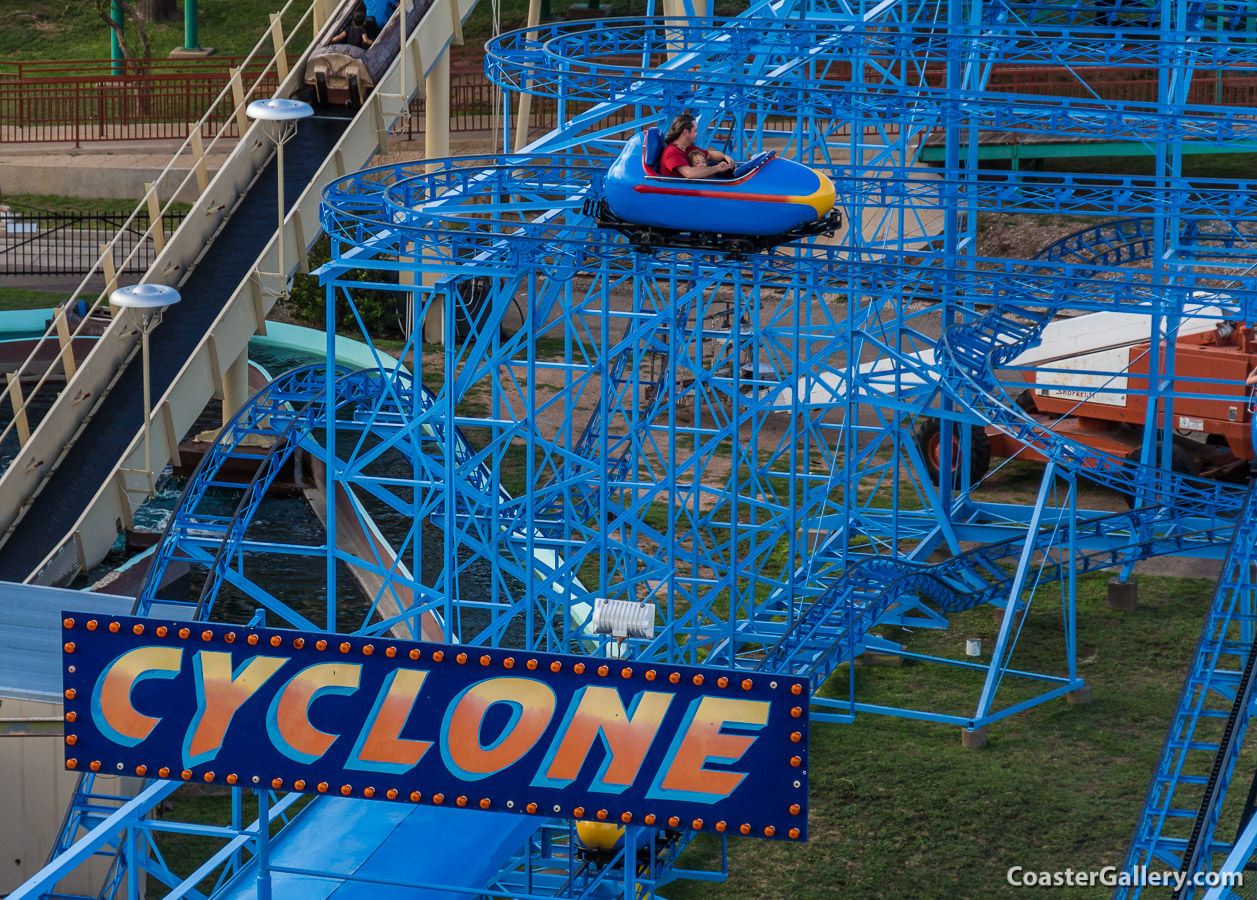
<box><xmin>975</xmin><ymin>210</ymin><xmax>1099</xmax><ymax>261</ymax></box>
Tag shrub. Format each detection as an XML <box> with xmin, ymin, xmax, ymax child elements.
<box><xmin>284</xmin><ymin>236</ymin><xmax>405</xmax><ymax>338</ymax></box>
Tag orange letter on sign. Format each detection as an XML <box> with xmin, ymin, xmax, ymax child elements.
<box><xmin>266</xmin><ymin>663</ymin><xmax>362</xmax><ymax>764</ymax></box>
<box><xmin>647</xmin><ymin>696</ymin><xmax>770</xmax><ymax>803</ymax></box>
<box><xmin>347</xmin><ymin>669</ymin><xmax>433</xmax><ymax>774</ymax></box>
<box><xmin>441</xmin><ymin>677</ymin><xmax>556</xmax><ymax>780</ymax></box>
<box><xmin>184</xmin><ymin>651</ymin><xmax>287</xmax><ymax>768</ymax></box>
<box><xmin>91</xmin><ymin>646</ymin><xmax>183</xmax><ymax>747</ymax></box>
<box><xmin>532</xmin><ymin>686</ymin><xmax>672</xmax><ymax>792</ymax></box>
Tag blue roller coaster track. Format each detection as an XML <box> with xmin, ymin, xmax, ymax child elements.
<box><xmin>23</xmin><ymin>0</ymin><xmax>1257</xmax><ymax>897</ymax></box>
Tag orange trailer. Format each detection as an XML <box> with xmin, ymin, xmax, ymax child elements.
<box><xmin>920</xmin><ymin>321</ymin><xmax>1257</xmax><ymax>484</ymax></box>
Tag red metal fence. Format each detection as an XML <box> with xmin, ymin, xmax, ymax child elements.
<box><xmin>408</xmin><ymin>61</ymin><xmax>547</xmax><ymax>135</ymax></box>
<box><xmin>921</xmin><ymin>63</ymin><xmax>1257</xmax><ymax>106</ymax></box>
<box><xmin>0</xmin><ymin>67</ymin><xmax>278</xmax><ymax>144</ymax></box>
<box><xmin>0</xmin><ymin>49</ymin><xmax>627</xmax><ymax>146</ymax></box>
<box><xmin>981</xmin><ymin>65</ymin><xmax>1257</xmax><ymax>106</ymax></box>
<box><xmin>32</xmin><ymin>53</ymin><xmax>1254</xmax><ymax>148</ymax></box>
<box><xmin>0</xmin><ymin>57</ymin><xmax>255</xmax><ymax>80</ymax></box>
<box><xmin>406</xmin><ymin>58</ymin><xmax>637</xmax><ymax>137</ymax></box>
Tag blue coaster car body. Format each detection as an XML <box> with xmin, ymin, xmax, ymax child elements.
<box><xmin>602</xmin><ymin>128</ymin><xmax>836</xmax><ymax>238</ymax></box>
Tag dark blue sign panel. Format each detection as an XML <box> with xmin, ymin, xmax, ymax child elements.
<box><xmin>61</xmin><ymin>613</ymin><xmax>808</xmax><ymax>840</ymax></box>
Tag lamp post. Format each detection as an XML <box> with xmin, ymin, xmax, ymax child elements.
<box><xmin>110</xmin><ymin>283</ymin><xmax>181</xmax><ymax>496</ymax></box>
<box><xmin>246</xmin><ymin>98</ymin><xmax>314</xmax><ymax>297</ymax></box>
<box><xmin>184</xmin><ymin>0</ymin><xmax>201</xmax><ymax>52</ymax></box>
<box><xmin>110</xmin><ymin>1</ymin><xmax>125</xmax><ymax>76</ymax></box>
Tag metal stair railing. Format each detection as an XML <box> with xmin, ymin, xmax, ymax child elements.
<box><xmin>1116</xmin><ymin>480</ymin><xmax>1257</xmax><ymax>898</ymax></box>
<box><xmin>0</xmin><ymin>0</ymin><xmax>366</xmax><ymax>593</ymax></box>
<box><xmin>12</xmin><ymin>0</ymin><xmax>478</xmax><ymax>585</ymax></box>
<box><xmin>759</xmin><ymin>504</ymin><xmax>1234</xmax><ymax>691</ymax></box>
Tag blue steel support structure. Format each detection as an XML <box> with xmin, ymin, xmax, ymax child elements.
<box><xmin>1119</xmin><ymin>483</ymin><xmax>1257</xmax><ymax>897</ymax></box>
<box><xmin>25</xmin><ymin>0</ymin><xmax>1257</xmax><ymax>898</ymax></box>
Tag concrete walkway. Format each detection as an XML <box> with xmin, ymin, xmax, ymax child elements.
<box><xmin>0</xmin><ymin>130</ymin><xmax>504</xmax><ymax>205</ymax></box>
<box><xmin>0</xmin><ymin>130</ymin><xmax>505</xmax><ymax>301</ymax></box>
<box><xmin>0</xmin><ymin>138</ymin><xmax>238</xmax><ymax>204</ymax></box>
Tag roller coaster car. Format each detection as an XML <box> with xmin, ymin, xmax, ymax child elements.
<box><xmin>591</xmin><ymin>128</ymin><xmax>841</xmax><ymax>255</ymax></box>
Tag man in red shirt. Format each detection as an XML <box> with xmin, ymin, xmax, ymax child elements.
<box><xmin>659</xmin><ymin>112</ymin><xmax>735</xmax><ymax>178</ymax></box>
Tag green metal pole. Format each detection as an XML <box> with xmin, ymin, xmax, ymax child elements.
<box><xmin>184</xmin><ymin>0</ymin><xmax>200</xmax><ymax>51</ymax></box>
<box><xmin>540</xmin><ymin>0</ymin><xmax>551</xmax><ymax>18</ymax></box>
<box><xmin>110</xmin><ymin>0</ymin><xmax>124</xmax><ymax>75</ymax></box>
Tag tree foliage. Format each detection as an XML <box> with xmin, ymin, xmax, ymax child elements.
<box><xmin>284</xmin><ymin>236</ymin><xmax>405</xmax><ymax>338</ymax></box>
<box><xmin>92</xmin><ymin>0</ymin><xmax>153</xmax><ymax>62</ymax></box>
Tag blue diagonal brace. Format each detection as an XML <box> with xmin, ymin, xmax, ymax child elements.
<box><xmin>7</xmin><ymin>780</ymin><xmax>180</xmax><ymax>900</ymax></box>
<box><xmin>974</xmin><ymin>459</ymin><xmax>1059</xmax><ymax>723</ymax></box>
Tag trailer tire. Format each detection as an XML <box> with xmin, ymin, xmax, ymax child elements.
<box><xmin>916</xmin><ymin>419</ymin><xmax>991</xmax><ymax>487</ymax></box>
<box><xmin>1136</xmin><ymin>441</ymin><xmax>1199</xmax><ymax>478</ymax></box>
<box><xmin>1168</xmin><ymin>442</ymin><xmax>1199</xmax><ymax>478</ymax></box>
<box><xmin>1122</xmin><ymin>441</ymin><xmax>1199</xmax><ymax>507</ymax></box>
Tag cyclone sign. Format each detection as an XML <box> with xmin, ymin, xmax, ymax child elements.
<box><xmin>61</xmin><ymin>614</ymin><xmax>809</xmax><ymax>841</ymax></box>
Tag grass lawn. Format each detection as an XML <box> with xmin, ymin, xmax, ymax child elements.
<box><xmin>664</xmin><ymin>571</ymin><xmax>1217</xmax><ymax>899</ymax></box>
<box><xmin>0</xmin><ymin>287</ymin><xmax>66</xmax><ymax>311</ymax></box>
<box><xmin>4</xmin><ymin>193</ymin><xmax>191</xmax><ymax>219</ymax></box>
<box><xmin>2</xmin><ymin>0</ymin><xmax>516</xmax><ymax>61</ymax></box>
<box><xmin>3</xmin><ymin>0</ymin><xmax>755</xmax><ymax>65</ymax></box>
<box><xmin>0</xmin><ymin>0</ymin><xmax>311</xmax><ymax>62</ymax></box>
<box><xmin>147</xmin><ymin>793</ymin><xmax>314</xmax><ymax>900</ymax></box>
<box><xmin>1050</xmin><ymin>151</ymin><xmax>1257</xmax><ymax>181</ymax></box>
<box><xmin>461</xmin><ymin>0</ymin><xmax>753</xmax><ymax>42</ymax></box>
